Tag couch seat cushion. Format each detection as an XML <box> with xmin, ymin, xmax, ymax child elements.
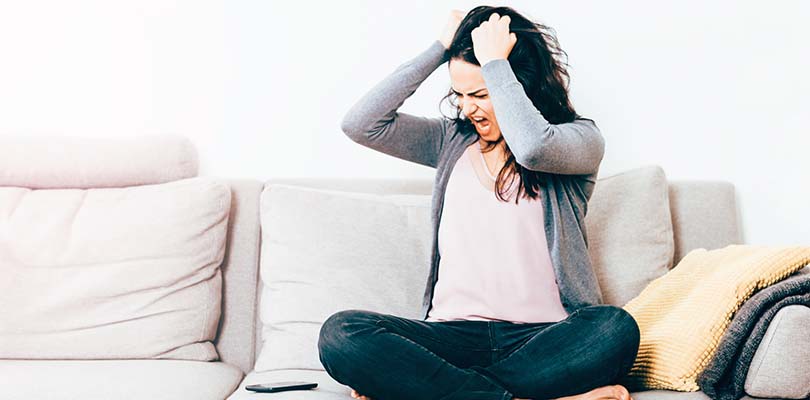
<box><xmin>0</xmin><ymin>360</ymin><xmax>243</xmax><ymax>400</ymax></box>
<box><xmin>227</xmin><ymin>369</ymin><xmax>349</xmax><ymax>400</ymax></box>
<box><xmin>226</xmin><ymin>368</ymin><xmax>722</xmax><ymax>400</ymax></box>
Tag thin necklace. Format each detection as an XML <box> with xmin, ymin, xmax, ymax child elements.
<box><xmin>478</xmin><ymin>144</ymin><xmax>505</xmax><ymax>178</ymax></box>
<box><xmin>479</xmin><ymin>150</ymin><xmax>498</xmax><ymax>179</ymax></box>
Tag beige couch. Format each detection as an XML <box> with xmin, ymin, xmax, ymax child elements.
<box><xmin>1</xmin><ymin>137</ymin><xmax>808</xmax><ymax>400</ymax></box>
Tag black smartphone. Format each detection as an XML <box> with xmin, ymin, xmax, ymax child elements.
<box><xmin>245</xmin><ymin>381</ymin><xmax>318</xmax><ymax>393</ymax></box>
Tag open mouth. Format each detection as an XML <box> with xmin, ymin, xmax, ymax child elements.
<box><xmin>471</xmin><ymin>116</ymin><xmax>491</xmax><ymax>133</ymax></box>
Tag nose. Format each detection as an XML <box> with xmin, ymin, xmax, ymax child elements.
<box><xmin>459</xmin><ymin>97</ymin><xmax>478</xmax><ymax>117</ymax></box>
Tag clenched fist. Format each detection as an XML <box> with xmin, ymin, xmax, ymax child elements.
<box><xmin>439</xmin><ymin>10</ymin><xmax>465</xmax><ymax>49</ymax></box>
<box><xmin>471</xmin><ymin>13</ymin><xmax>517</xmax><ymax>66</ymax></box>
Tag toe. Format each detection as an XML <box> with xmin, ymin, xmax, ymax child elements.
<box><xmin>613</xmin><ymin>384</ymin><xmax>630</xmax><ymax>400</ymax></box>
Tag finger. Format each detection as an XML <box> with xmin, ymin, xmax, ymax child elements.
<box><xmin>471</xmin><ymin>26</ymin><xmax>481</xmax><ymax>41</ymax></box>
<box><xmin>489</xmin><ymin>13</ymin><xmax>500</xmax><ymax>22</ymax></box>
<box><xmin>510</xmin><ymin>32</ymin><xmax>517</xmax><ymax>44</ymax></box>
<box><xmin>501</xmin><ymin>15</ymin><xmax>511</xmax><ymax>26</ymax></box>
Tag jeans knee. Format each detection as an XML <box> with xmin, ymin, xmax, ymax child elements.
<box><xmin>579</xmin><ymin>306</ymin><xmax>640</xmax><ymax>360</ymax></box>
<box><xmin>600</xmin><ymin>306</ymin><xmax>638</xmax><ymax>340</ymax></box>
<box><xmin>600</xmin><ymin>305</ymin><xmax>641</xmax><ymax>374</ymax></box>
<box><xmin>615</xmin><ymin>307</ymin><xmax>640</xmax><ymax>350</ymax></box>
<box><xmin>317</xmin><ymin>309</ymin><xmax>375</xmax><ymax>358</ymax></box>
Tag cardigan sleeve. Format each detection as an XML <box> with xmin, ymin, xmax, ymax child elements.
<box><xmin>481</xmin><ymin>59</ymin><xmax>605</xmax><ymax>175</ymax></box>
<box><xmin>340</xmin><ymin>41</ymin><xmax>450</xmax><ymax>169</ymax></box>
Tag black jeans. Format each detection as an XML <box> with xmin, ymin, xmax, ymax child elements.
<box><xmin>318</xmin><ymin>304</ymin><xmax>640</xmax><ymax>400</ymax></box>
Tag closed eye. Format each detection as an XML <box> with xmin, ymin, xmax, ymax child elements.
<box><xmin>451</xmin><ymin>89</ymin><xmax>488</xmax><ymax>98</ymax></box>
<box><xmin>451</xmin><ymin>92</ymin><xmax>489</xmax><ymax>99</ymax></box>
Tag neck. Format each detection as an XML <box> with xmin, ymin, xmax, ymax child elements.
<box><xmin>479</xmin><ymin>138</ymin><xmax>505</xmax><ymax>153</ymax></box>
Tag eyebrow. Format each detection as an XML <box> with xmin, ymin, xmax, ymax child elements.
<box><xmin>451</xmin><ymin>88</ymin><xmax>488</xmax><ymax>96</ymax></box>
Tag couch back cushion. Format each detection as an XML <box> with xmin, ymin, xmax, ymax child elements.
<box><xmin>585</xmin><ymin>165</ymin><xmax>675</xmax><ymax>306</ymax></box>
<box><xmin>0</xmin><ymin>134</ymin><xmax>198</xmax><ymax>189</ymax></box>
<box><xmin>668</xmin><ymin>181</ymin><xmax>742</xmax><ymax>264</ymax></box>
<box><xmin>255</xmin><ymin>184</ymin><xmax>432</xmax><ymax>371</ymax></box>
<box><xmin>0</xmin><ymin>177</ymin><xmax>230</xmax><ymax>360</ymax></box>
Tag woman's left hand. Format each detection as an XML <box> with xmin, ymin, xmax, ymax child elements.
<box><xmin>471</xmin><ymin>13</ymin><xmax>517</xmax><ymax>66</ymax></box>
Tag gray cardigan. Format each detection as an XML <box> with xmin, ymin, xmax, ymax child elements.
<box><xmin>341</xmin><ymin>40</ymin><xmax>606</xmax><ymax>320</ymax></box>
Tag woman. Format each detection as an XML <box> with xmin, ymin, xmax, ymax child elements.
<box><xmin>318</xmin><ymin>6</ymin><xmax>640</xmax><ymax>400</ymax></box>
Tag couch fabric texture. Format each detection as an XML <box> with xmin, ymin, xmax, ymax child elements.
<box><xmin>254</xmin><ymin>184</ymin><xmax>433</xmax><ymax>371</ymax></box>
<box><xmin>746</xmin><ymin>303</ymin><xmax>810</xmax><ymax>398</ymax></box>
<box><xmin>0</xmin><ymin>134</ymin><xmax>198</xmax><ymax>189</ymax></box>
<box><xmin>0</xmin><ymin>177</ymin><xmax>231</xmax><ymax>360</ymax></box>
<box><xmin>0</xmin><ymin>360</ymin><xmax>243</xmax><ymax>400</ymax></box>
<box><xmin>585</xmin><ymin>165</ymin><xmax>675</xmax><ymax>306</ymax></box>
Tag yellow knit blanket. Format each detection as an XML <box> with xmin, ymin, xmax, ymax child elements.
<box><xmin>621</xmin><ymin>245</ymin><xmax>810</xmax><ymax>391</ymax></box>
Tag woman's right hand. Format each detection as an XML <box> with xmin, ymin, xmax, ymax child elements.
<box><xmin>439</xmin><ymin>10</ymin><xmax>466</xmax><ymax>49</ymax></box>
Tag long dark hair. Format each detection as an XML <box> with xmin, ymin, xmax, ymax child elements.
<box><xmin>442</xmin><ymin>6</ymin><xmax>593</xmax><ymax>204</ymax></box>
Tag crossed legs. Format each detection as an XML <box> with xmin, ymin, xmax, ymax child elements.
<box><xmin>318</xmin><ymin>305</ymin><xmax>640</xmax><ymax>400</ymax></box>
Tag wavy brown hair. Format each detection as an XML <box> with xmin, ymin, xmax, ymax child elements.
<box><xmin>442</xmin><ymin>5</ymin><xmax>594</xmax><ymax>204</ymax></box>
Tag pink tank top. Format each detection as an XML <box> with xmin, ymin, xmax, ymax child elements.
<box><xmin>425</xmin><ymin>142</ymin><xmax>569</xmax><ymax>324</ymax></box>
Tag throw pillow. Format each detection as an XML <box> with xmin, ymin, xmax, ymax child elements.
<box><xmin>254</xmin><ymin>184</ymin><xmax>432</xmax><ymax>371</ymax></box>
<box><xmin>585</xmin><ymin>165</ymin><xmax>675</xmax><ymax>306</ymax></box>
<box><xmin>0</xmin><ymin>177</ymin><xmax>230</xmax><ymax>360</ymax></box>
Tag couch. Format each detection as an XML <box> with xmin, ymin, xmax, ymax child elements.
<box><xmin>1</xmin><ymin>135</ymin><xmax>808</xmax><ymax>400</ymax></box>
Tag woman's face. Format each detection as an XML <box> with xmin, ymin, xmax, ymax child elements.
<box><xmin>448</xmin><ymin>59</ymin><xmax>502</xmax><ymax>143</ymax></box>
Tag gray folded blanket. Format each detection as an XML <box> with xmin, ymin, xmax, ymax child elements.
<box><xmin>697</xmin><ymin>266</ymin><xmax>810</xmax><ymax>400</ymax></box>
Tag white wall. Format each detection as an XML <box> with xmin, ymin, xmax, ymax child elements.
<box><xmin>0</xmin><ymin>0</ymin><xmax>807</xmax><ymax>245</ymax></box>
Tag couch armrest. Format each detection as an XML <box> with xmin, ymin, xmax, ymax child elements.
<box><xmin>744</xmin><ymin>305</ymin><xmax>810</xmax><ymax>399</ymax></box>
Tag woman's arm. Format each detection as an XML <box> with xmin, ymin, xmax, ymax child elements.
<box><xmin>481</xmin><ymin>59</ymin><xmax>605</xmax><ymax>175</ymax></box>
<box><xmin>341</xmin><ymin>41</ymin><xmax>450</xmax><ymax>169</ymax></box>
<box><xmin>471</xmin><ymin>14</ymin><xmax>603</xmax><ymax>175</ymax></box>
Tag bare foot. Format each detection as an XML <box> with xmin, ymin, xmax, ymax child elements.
<box><xmin>350</xmin><ymin>388</ymin><xmax>372</xmax><ymax>400</ymax></box>
<box><xmin>546</xmin><ymin>384</ymin><xmax>633</xmax><ymax>400</ymax></box>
